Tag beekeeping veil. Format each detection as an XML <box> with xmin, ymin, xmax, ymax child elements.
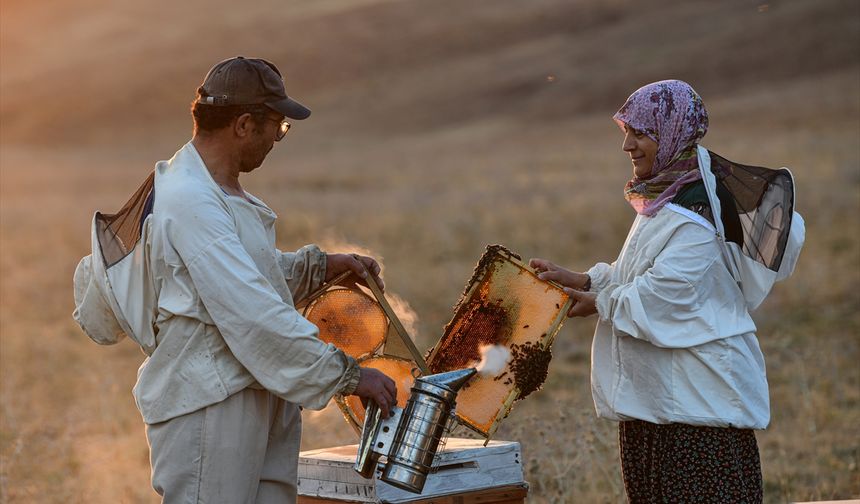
<box><xmin>73</xmin><ymin>173</ymin><xmax>158</xmax><ymax>354</ymax></box>
<box><xmin>697</xmin><ymin>146</ymin><xmax>804</xmax><ymax>310</ymax></box>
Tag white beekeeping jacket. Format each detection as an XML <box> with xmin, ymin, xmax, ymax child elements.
<box><xmin>74</xmin><ymin>142</ymin><xmax>359</xmax><ymax>424</ymax></box>
<box><xmin>585</xmin><ymin>146</ymin><xmax>804</xmax><ymax>429</ymax></box>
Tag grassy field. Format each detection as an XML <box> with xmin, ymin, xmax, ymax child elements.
<box><xmin>2</xmin><ymin>0</ymin><xmax>859</xmax><ymax>502</ymax></box>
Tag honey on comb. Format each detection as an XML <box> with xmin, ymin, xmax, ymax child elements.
<box><xmin>429</xmin><ymin>296</ymin><xmax>512</xmax><ymax>374</ymax></box>
<box><xmin>305</xmin><ymin>289</ymin><xmax>387</xmax><ymax>359</ymax></box>
<box><xmin>426</xmin><ymin>244</ymin><xmax>569</xmax><ymax>436</ymax></box>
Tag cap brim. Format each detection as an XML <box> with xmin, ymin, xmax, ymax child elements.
<box><xmin>266</xmin><ymin>96</ymin><xmax>311</xmax><ymax>120</ymax></box>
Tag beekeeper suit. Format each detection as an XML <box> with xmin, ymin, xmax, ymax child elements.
<box><xmin>73</xmin><ymin>56</ymin><xmax>397</xmax><ymax>504</ymax></box>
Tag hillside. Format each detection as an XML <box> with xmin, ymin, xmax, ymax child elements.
<box><xmin>1</xmin><ymin>0</ymin><xmax>859</xmax><ymax>502</ymax></box>
<box><xmin>2</xmin><ymin>0</ymin><xmax>858</xmax><ymax>146</ymax></box>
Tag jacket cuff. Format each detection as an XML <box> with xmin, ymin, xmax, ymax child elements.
<box><xmin>305</xmin><ymin>244</ymin><xmax>327</xmax><ymax>292</ymax></box>
<box><xmin>314</xmin><ymin>246</ymin><xmax>328</xmax><ymax>289</ymax></box>
<box><xmin>336</xmin><ymin>355</ymin><xmax>361</xmax><ymax>396</ymax></box>
<box><xmin>586</xmin><ymin>263</ymin><xmax>613</xmax><ymax>293</ymax></box>
<box><xmin>280</xmin><ymin>244</ymin><xmax>328</xmax><ymax>304</ymax></box>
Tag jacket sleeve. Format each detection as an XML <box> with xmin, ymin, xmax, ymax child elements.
<box><xmin>586</xmin><ymin>261</ymin><xmax>615</xmax><ymax>293</ymax></box>
<box><xmin>164</xmin><ymin>196</ymin><xmax>359</xmax><ymax>408</ymax></box>
<box><xmin>594</xmin><ymin>222</ymin><xmax>751</xmax><ymax>348</ymax></box>
<box><xmin>277</xmin><ymin>245</ymin><xmax>327</xmax><ymax>305</ymax></box>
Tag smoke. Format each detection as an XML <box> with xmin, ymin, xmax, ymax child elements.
<box><xmin>385</xmin><ymin>291</ymin><xmax>420</xmax><ymax>341</ymax></box>
<box><xmin>475</xmin><ymin>344</ymin><xmax>511</xmax><ymax>377</ymax></box>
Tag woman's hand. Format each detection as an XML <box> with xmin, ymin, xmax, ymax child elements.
<box><xmin>563</xmin><ymin>287</ymin><xmax>598</xmax><ymax>318</ymax></box>
<box><xmin>325</xmin><ymin>253</ymin><xmax>385</xmax><ymax>292</ymax></box>
<box><xmin>529</xmin><ymin>258</ymin><xmax>590</xmax><ymax>290</ymax></box>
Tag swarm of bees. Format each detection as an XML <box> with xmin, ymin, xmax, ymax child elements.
<box><xmin>506</xmin><ymin>340</ymin><xmax>552</xmax><ymax>400</ymax></box>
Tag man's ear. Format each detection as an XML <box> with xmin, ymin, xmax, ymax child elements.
<box><xmin>233</xmin><ymin>113</ymin><xmax>255</xmax><ymax>138</ymax></box>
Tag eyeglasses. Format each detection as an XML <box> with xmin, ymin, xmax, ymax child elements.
<box><xmin>262</xmin><ymin>116</ymin><xmax>291</xmax><ymax>141</ymax></box>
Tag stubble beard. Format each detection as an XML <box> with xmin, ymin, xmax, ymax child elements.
<box><xmin>239</xmin><ymin>131</ymin><xmax>273</xmax><ymax>173</ymax></box>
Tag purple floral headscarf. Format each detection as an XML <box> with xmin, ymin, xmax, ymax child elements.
<box><xmin>614</xmin><ymin>80</ymin><xmax>709</xmax><ymax>216</ymax></box>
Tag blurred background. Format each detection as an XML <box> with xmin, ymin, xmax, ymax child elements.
<box><xmin>1</xmin><ymin>0</ymin><xmax>858</xmax><ymax>502</ymax></box>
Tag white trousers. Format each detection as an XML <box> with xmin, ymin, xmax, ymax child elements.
<box><xmin>146</xmin><ymin>388</ymin><xmax>302</xmax><ymax>504</ymax></box>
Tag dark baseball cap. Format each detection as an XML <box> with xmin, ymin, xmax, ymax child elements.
<box><xmin>196</xmin><ymin>56</ymin><xmax>311</xmax><ymax>120</ymax></box>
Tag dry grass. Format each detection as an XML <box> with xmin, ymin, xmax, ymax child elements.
<box><xmin>2</xmin><ymin>0</ymin><xmax>859</xmax><ymax>502</ymax></box>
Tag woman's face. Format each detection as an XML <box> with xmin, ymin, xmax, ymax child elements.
<box><xmin>621</xmin><ymin>123</ymin><xmax>658</xmax><ymax>178</ymax></box>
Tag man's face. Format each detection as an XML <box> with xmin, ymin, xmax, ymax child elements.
<box><xmin>237</xmin><ymin>112</ymin><xmax>285</xmax><ymax>173</ymax></box>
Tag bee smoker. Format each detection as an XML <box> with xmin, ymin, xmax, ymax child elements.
<box><xmin>354</xmin><ymin>367</ymin><xmax>477</xmax><ymax>493</ymax></box>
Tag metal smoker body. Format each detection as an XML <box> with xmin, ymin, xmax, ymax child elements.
<box><xmin>354</xmin><ymin>368</ymin><xmax>477</xmax><ymax>493</ymax></box>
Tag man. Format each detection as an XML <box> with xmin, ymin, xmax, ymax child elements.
<box><xmin>138</xmin><ymin>56</ymin><xmax>397</xmax><ymax>503</ymax></box>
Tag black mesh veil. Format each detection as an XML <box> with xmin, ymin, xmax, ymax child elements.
<box><xmin>95</xmin><ymin>172</ymin><xmax>155</xmax><ymax>268</ymax></box>
<box><xmin>709</xmin><ymin>151</ymin><xmax>794</xmax><ymax>272</ymax></box>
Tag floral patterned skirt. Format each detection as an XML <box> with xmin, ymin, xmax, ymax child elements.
<box><xmin>618</xmin><ymin>420</ymin><xmax>762</xmax><ymax>503</ymax></box>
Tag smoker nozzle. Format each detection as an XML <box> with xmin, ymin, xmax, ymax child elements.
<box><xmin>420</xmin><ymin>367</ymin><xmax>477</xmax><ymax>393</ymax></box>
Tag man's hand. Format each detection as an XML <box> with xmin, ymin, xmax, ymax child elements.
<box><xmin>563</xmin><ymin>287</ymin><xmax>598</xmax><ymax>318</ymax></box>
<box><xmin>325</xmin><ymin>253</ymin><xmax>385</xmax><ymax>292</ymax></box>
<box><xmin>529</xmin><ymin>258</ymin><xmax>589</xmax><ymax>290</ymax></box>
<box><xmin>352</xmin><ymin>367</ymin><xmax>398</xmax><ymax>419</ymax></box>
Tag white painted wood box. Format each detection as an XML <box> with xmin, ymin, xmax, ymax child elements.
<box><xmin>297</xmin><ymin>438</ymin><xmax>528</xmax><ymax>503</ymax></box>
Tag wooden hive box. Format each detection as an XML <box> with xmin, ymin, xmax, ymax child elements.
<box><xmin>297</xmin><ymin>438</ymin><xmax>528</xmax><ymax>503</ymax></box>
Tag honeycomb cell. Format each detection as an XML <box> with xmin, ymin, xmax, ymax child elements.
<box><xmin>305</xmin><ymin>289</ymin><xmax>387</xmax><ymax>359</ymax></box>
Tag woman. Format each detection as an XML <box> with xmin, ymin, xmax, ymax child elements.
<box><xmin>531</xmin><ymin>80</ymin><xmax>804</xmax><ymax>502</ymax></box>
